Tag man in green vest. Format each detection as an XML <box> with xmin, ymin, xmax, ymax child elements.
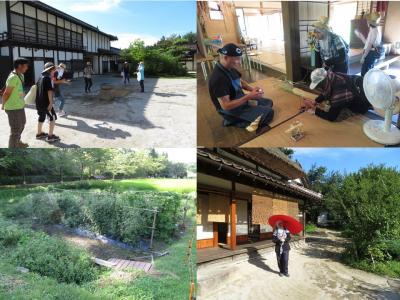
<box><xmin>1</xmin><ymin>57</ymin><xmax>29</xmax><ymax>148</ymax></box>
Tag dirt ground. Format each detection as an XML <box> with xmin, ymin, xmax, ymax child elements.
<box><xmin>0</xmin><ymin>75</ymin><xmax>196</xmax><ymax>148</ymax></box>
<box><xmin>198</xmin><ymin>229</ymin><xmax>400</xmax><ymax>300</ymax></box>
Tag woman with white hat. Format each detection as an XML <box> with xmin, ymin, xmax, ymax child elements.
<box><xmin>305</xmin><ymin>68</ymin><xmax>371</xmax><ymax>121</ymax></box>
<box><xmin>53</xmin><ymin>63</ymin><xmax>71</xmax><ymax>116</ymax></box>
<box><xmin>313</xmin><ymin>16</ymin><xmax>349</xmax><ymax>73</ymax></box>
<box><xmin>355</xmin><ymin>12</ymin><xmax>384</xmax><ymax>76</ymax></box>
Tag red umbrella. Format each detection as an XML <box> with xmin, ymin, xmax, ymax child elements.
<box><xmin>268</xmin><ymin>215</ymin><xmax>303</xmax><ymax>234</ymax></box>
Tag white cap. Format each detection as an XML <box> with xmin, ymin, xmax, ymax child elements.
<box><xmin>310</xmin><ymin>68</ymin><xmax>327</xmax><ymax>90</ymax></box>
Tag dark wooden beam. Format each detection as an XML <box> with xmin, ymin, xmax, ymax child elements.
<box><xmin>282</xmin><ymin>1</ymin><xmax>301</xmax><ymax>82</ymax></box>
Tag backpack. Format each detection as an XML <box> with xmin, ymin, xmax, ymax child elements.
<box><xmin>24</xmin><ymin>84</ymin><xmax>37</xmax><ymax>105</ymax></box>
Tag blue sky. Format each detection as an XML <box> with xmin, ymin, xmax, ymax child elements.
<box><xmin>42</xmin><ymin>0</ymin><xmax>196</xmax><ymax>48</ymax></box>
<box><xmin>292</xmin><ymin>148</ymin><xmax>400</xmax><ymax>174</ymax></box>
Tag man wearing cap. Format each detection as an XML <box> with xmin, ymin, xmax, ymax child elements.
<box><xmin>355</xmin><ymin>12</ymin><xmax>384</xmax><ymax>76</ymax></box>
<box><xmin>35</xmin><ymin>62</ymin><xmax>60</xmax><ymax>142</ymax></box>
<box><xmin>208</xmin><ymin>43</ymin><xmax>274</xmax><ymax>132</ymax></box>
<box><xmin>313</xmin><ymin>16</ymin><xmax>349</xmax><ymax>73</ymax></box>
<box><xmin>83</xmin><ymin>61</ymin><xmax>94</xmax><ymax>93</ymax></box>
<box><xmin>1</xmin><ymin>57</ymin><xmax>29</xmax><ymax>148</ymax></box>
<box><xmin>305</xmin><ymin>68</ymin><xmax>371</xmax><ymax>121</ymax></box>
<box><xmin>53</xmin><ymin>63</ymin><xmax>71</xmax><ymax>116</ymax></box>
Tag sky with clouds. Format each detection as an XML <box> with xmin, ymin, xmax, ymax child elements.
<box><xmin>41</xmin><ymin>0</ymin><xmax>196</xmax><ymax>49</ymax></box>
<box><xmin>292</xmin><ymin>148</ymin><xmax>400</xmax><ymax>174</ymax></box>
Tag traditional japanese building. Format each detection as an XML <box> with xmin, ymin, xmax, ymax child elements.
<box><xmin>0</xmin><ymin>0</ymin><xmax>119</xmax><ymax>86</ymax></box>
<box><xmin>197</xmin><ymin>148</ymin><xmax>322</xmax><ymax>263</ymax></box>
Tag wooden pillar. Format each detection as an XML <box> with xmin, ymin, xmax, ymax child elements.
<box><xmin>281</xmin><ymin>1</ymin><xmax>302</xmax><ymax>82</ymax></box>
<box><xmin>230</xmin><ymin>198</ymin><xmax>237</xmax><ymax>250</ymax></box>
<box><xmin>302</xmin><ymin>210</ymin><xmax>306</xmax><ymax>237</ymax></box>
<box><xmin>230</xmin><ymin>181</ymin><xmax>237</xmax><ymax>250</ymax></box>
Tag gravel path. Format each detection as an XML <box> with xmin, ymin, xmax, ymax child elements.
<box><xmin>198</xmin><ymin>229</ymin><xmax>400</xmax><ymax>300</ymax></box>
<box><xmin>0</xmin><ymin>75</ymin><xmax>196</xmax><ymax>148</ymax></box>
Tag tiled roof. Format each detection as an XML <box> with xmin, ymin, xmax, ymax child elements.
<box><xmin>198</xmin><ymin>149</ymin><xmax>322</xmax><ymax>200</ymax></box>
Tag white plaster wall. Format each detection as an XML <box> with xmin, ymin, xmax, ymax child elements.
<box><xmin>48</xmin><ymin>14</ymin><xmax>56</xmax><ymax>25</ymax></box>
<box><xmin>19</xmin><ymin>47</ymin><xmax>32</xmax><ymax>57</ymax></box>
<box><xmin>236</xmin><ymin>200</ymin><xmax>248</xmax><ymax>236</ymax></box>
<box><xmin>45</xmin><ymin>50</ymin><xmax>53</xmax><ymax>58</ymax></box>
<box><xmin>10</xmin><ymin>1</ymin><xmax>23</xmax><ymax>14</ymax></box>
<box><xmin>78</xmin><ymin>53</ymin><xmax>83</xmax><ymax>60</ymax></box>
<box><xmin>1</xmin><ymin>47</ymin><xmax>9</xmax><ymax>56</ymax></box>
<box><xmin>66</xmin><ymin>52</ymin><xmax>72</xmax><ymax>60</ymax></box>
<box><xmin>34</xmin><ymin>49</ymin><xmax>44</xmax><ymax>57</ymax></box>
<box><xmin>37</xmin><ymin>9</ymin><xmax>46</xmax><ymax>22</ymax></box>
<box><xmin>0</xmin><ymin>1</ymin><xmax>7</xmax><ymax>33</ymax></box>
<box><xmin>12</xmin><ymin>47</ymin><xmax>18</xmax><ymax>59</ymax></box>
<box><xmin>24</xmin><ymin>4</ymin><xmax>36</xmax><ymax>18</ymax></box>
<box><xmin>58</xmin><ymin>51</ymin><xmax>66</xmax><ymax>61</ymax></box>
<box><xmin>261</xmin><ymin>224</ymin><xmax>273</xmax><ymax>233</ymax></box>
<box><xmin>197</xmin><ymin>224</ymin><xmax>213</xmax><ymax>240</ymax></box>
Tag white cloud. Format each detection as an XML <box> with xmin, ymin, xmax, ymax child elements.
<box><xmin>70</xmin><ymin>0</ymin><xmax>121</xmax><ymax>12</ymax></box>
<box><xmin>111</xmin><ymin>33</ymin><xmax>159</xmax><ymax>49</ymax></box>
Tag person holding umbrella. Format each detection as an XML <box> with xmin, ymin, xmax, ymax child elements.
<box><xmin>269</xmin><ymin>215</ymin><xmax>303</xmax><ymax>277</ymax></box>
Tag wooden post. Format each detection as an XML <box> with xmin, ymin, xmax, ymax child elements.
<box><xmin>230</xmin><ymin>199</ymin><xmax>237</xmax><ymax>250</ymax></box>
<box><xmin>149</xmin><ymin>208</ymin><xmax>158</xmax><ymax>249</ymax></box>
<box><xmin>281</xmin><ymin>1</ymin><xmax>302</xmax><ymax>82</ymax></box>
<box><xmin>303</xmin><ymin>210</ymin><xmax>306</xmax><ymax>237</ymax></box>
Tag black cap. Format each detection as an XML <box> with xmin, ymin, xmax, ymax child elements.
<box><xmin>217</xmin><ymin>43</ymin><xmax>243</xmax><ymax>57</ymax></box>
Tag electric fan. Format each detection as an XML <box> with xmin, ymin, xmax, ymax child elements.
<box><xmin>363</xmin><ymin>69</ymin><xmax>400</xmax><ymax>145</ymax></box>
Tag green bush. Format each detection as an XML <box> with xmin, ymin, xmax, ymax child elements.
<box><xmin>385</xmin><ymin>239</ymin><xmax>400</xmax><ymax>260</ymax></box>
<box><xmin>351</xmin><ymin>259</ymin><xmax>400</xmax><ymax>278</ymax></box>
<box><xmin>143</xmin><ymin>49</ymin><xmax>187</xmax><ymax>77</ymax></box>
<box><xmin>4</xmin><ymin>193</ymin><xmax>62</xmax><ymax>225</ymax></box>
<box><xmin>5</xmin><ymin>191</ymin><xmax>186</xmax><ymax>246</ymax></box>
<box><xmin>12</xmin><ymin>232</ymin><xmax>97</xmax><ymax>284</ymax></box>
<box><xmin>305</xmin><ymin>223</ymin><xmax>317</xmax><ymax>233</ymax></box>
<box><xmin>0</xmin><ymin>218</ymin><xmax>26</xmax><ymax>248</ymax></box>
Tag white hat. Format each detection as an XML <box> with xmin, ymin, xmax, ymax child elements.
<box><xmin>42</xmin><ymin>62</ymin><xmax>55</xmax><ymax>73</ymax></box>
<box><xmin>310</xmin><ymin>68</ymin><xmax>327</xmax><ymax>90</ymax></box>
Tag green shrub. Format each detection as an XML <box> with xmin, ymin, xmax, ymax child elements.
<box><xmin>351</xmin><ymin>259</ymin><xmax>400</xmax><ymax>278</ymax></box>
<box><xmin>305</xmin><ymin>223</ymin><xmax>317</xmax><ymax>233</ymax></box>
<box><xmin>12</xmin><ymin>232</ymin><xmax>97</xmax><ymax>284</ymax></box>
<box><xmin>0</xmin><ymin>218</ymin><xmax>26</xmax><ymax>248</ymax></box>
<box><xmin>385</xmin><ymin>239</ymin><xmax>400</xmax><ymax>260</ymax></box>
<box><xmin>4</xmin><ymin>193</ymin><xmax>62</xmax><ymax>225</ymax></box>
<box><xmin>57</xmin><ymin>192</ymin><xmax>85</xmax><ymax>228</ymax></box>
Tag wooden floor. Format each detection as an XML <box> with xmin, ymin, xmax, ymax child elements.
<box><xmin>197</xmin><ymin>64</ymin><xmax>284</xmax><ymax>147</ymax></box>
<box><xmin>197</xmin><ymin>236</ymin><xmax>304</xmax><ymax>265</ymax></box>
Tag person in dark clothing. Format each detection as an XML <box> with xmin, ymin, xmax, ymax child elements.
<box><xmin>123</xmin><ymin>62</ymin><xmax>130</xmax><ymax>84</ymax></box>
<box><xmin>272</xmin><ymin>221</ymin><xmax>291</xmax><ymax>277</ymax></box>
<box><xmin>35</xmin><ymin>62</ymin><xmax>60</xmax><ymax>142</ymax></box>
<box><xmin>313</xmin><ymin>16</ymin><xmax>349</xmax><ymax>73</ymax></box>
<box><xmin>306</xmin><ymin>68</ymin><xmax>372</xmax><ymax>121</ymax></box>
<box><xmin>83</xmin><ymin>62</ymin><xmax>93</xmax><ymax>93</ymax></box>
<box><xmin>208</xmin><ymin>43</ymin><xmax>274</xmax><ymax>132</ymax></box>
